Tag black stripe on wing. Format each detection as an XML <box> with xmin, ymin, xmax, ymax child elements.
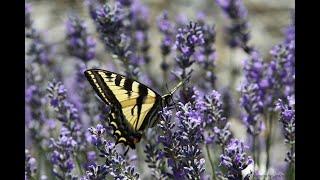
<box><xmin>139</xmin><ymin>95</ymin><xmax>162</xmax><ymax>131</ymax></box>
<box><xmin>84</xmin><ymin>70</ymin><xmax>122</xmax><ymax>109</ymax></box>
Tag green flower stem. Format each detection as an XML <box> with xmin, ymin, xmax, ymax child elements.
<box><xmin>36</xmin><ymin>143</ymin><xmax>54</xmax><ymax>180</ymax></box>
<box><xmin>265</xmin><ymin>112</ymin><xmax>274</xmax><ymax>176</ymax></box>
<box><xmin>205</xmin><ymin>144</ymin><xmax>216</xmax><ymax>180</ymax></box>
<box><xmin>74</xmin><ymin>153</ymin><xmax>84</xmax><ymax>176</ymax></box>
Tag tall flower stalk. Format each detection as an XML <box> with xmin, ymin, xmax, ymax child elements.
<box><xmin>89</xmin><ymin>0</ymin><xmax>144</xmax><ymax>79</ymax></box>
<box><xmin>65</xmin><ymin>15</ymin><xmax>97</xmax><ymax>123</ymax></box>
<box><xmin>216</xmin><ymin>0</ymin><xmax>252</xmax><ymax>53</ymax></box>
<box><xmin>264</xmin><ymin>13</ymin><xmax>295</xmax><ymax>173</ymax></box>
<box><xmin>157</xmin><ymin>11</ymin><xmax>174</xmax><ymax>83</ymax></box>
<box><xmin>239</xmin><ymin>51</ymin><xmax>266</xmax><ymax>168</ymax></box>
<box><xmin>175</xmin><ymin>22</ymin><xmax>204</xmax><ymax>81</ymax></box>
<box><xmin>276</xmin><ymin>97</ymin><xmax>295</xmax><ymax>179</ymax></box>
<box><xmin>220</xmin><ymin>138</ymin><xmax>254</xmax><ymax>179</ymax></box>
<box><xmin>194</xmin><ymin>22</ymin><xmax>217</xmax><ymax>90</ymax></box>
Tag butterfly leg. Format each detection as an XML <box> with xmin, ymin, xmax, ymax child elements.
<box><xmin>124</xmin><ymin>146</ymin><xmax>130</xmax><ymax>156</ymax></box>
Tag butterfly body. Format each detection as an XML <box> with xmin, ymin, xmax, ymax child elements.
<box><xmin>84</xmin><ymin>69</ymin><xmax>164</xmax><ymax>148</ymax></box>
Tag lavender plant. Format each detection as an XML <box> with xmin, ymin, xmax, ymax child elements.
<box><xmin>25</xmin><ymin>3</ymin><xmax>55</xmax><ymax>154</ymax></box>
<box><xmin>239</xmin><ymin>50</ymin><xmax>267</xmax><ymax>170</ymax></box>
<box><xmin>144</xmin><ymin>141</ymin><xmax>168</xmax><ymax>179</ymax></box>
<box><xmin>66</xmin><ymin>15</ymin><xmax>96</xmax><ymax>62</ymax></box>
<box><xmin>276</xmin><ymin>97</ymin><xmax>295</xmax><ymax>164</ymax></box>
<box><xmin>65</xmin><ymin>15</ymin><xmax>98</xmax><ymax>122</ymax></box>
<box><xmin>89</xmin><ymin>0</ymin><xmax>141</xmax><ymax>79</ymax></box>
<box><xmin>220</xmin><ymin>138</ymin><xmax>254</xmax><ymax>179</ymax></box>
<box><xmin>157</xmin><ymin>104</ymin><xmax>205</xmax><ymax>179</ymax></box>
<box><xmin>49</xmin><ymin>128</ymin><xmax>78</xmax><ymax>179</ymax></box>
<box><xmin>157</xmin><ymin>11</ymin><xmax>174</xmax><ymax>81</ymax></box>
<box><xmin>174</xmin><ymin>22</ymin><xmax>204</xmax><ymax>80</ymax></box>
<box><xmin>47</xmin><ymin>80</ymin><xmax>86</xmax><ymax>150</ymax></box>
<box><xmin>84</xmin><ymin>124</ymin><xmax>140</xmax><ymax>179</ymax></box>
<box><xmin>194</xmin><ymin>23</ymin><xmax>217</xmax><ymax>89</ymax></box>
<box><xmin>216</xmin><ymin>0</ymin><xmax>252</xmax><ymax>53</ymax></box>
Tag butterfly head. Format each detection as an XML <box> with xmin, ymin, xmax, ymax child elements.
<box><xmin>161</xmin><ymin>79</ymin><xmax>187</xmax><ymax>107</ymax></box>
<box><xmin>162</xmin><ymin>94</ymin><xmax>173</xmax><ymax>107</ymax></box>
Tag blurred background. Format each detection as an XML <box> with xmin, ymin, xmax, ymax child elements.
<box><xmin>26</xmin><ymin>0</ymin><xmax>294</xmax><ymax>179</ymax></box>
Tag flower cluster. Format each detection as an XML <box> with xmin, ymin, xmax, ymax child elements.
<box><xmin>267</xmin><ymin>20</ymin><xmax>295</xmax><ymax>100</ymax></box>
<box><xmin>66</xmin><ymin>15</ymin><xmax>96</xmax><ymax>62</ymax></box>
<box><xmin>89</xmin><ymin>1</ymin><xmax>143</xmax><ymax>79</ymax></box>
<box><xmin>216</xmin><ymin>0</ymin><xmax>251</xmax><ymax>52</ymax></box>
<box><xmin>157</xmin><ymin>11</ymin><xmax>174</xmax><ymax>72</ymax></box>
<box><xmin>144</xmin><ymin>141</ymin><xmax>168</xmax><ymax>179</ymax></box>
<box><xmin>65</xmin><ymin>15</ymin><xmax>99</xmax><ymax>121</ymax></box>
<box><xmin>175</xmin><ymin>22</ymin><xmax>204</xmax><ymax>71</ymax></box>
<box><xmin>194</xmin><ymin>23</ymin><xmax>217</xmax><ymax>88</ymax></box>
<box><xmin>130</xmin><ymin>0</ymin><xmax>151</xmax><ymax>65</ymax></box>
<box><xmin>26</xmin><ymin>31</ymin><xmax>50</xmax><ymax>65</ymax></box>
<box><xmin>49</xmin><ymin>128</ymin><xmax>78</xmax><ymax>179</ymax></box>
<box><xmin>220</xmin><ymin>138</ymin><xmax>254</xmax><ymax>179</ymax></box>
<box><xmin>25</xmin><ymin>3</ymin><xmax>53</xmax><ymax>146</ymax></box>
<box><xmin>240</xmin><ymin>51</ymin><xmax>266</xmax><ymax>135</ymax></box>
<box><xmin>194</xmin><ymin>90</ymin><xmax>232</xmax><ymax>147</ymax></box>
<box><xmin>84</xmin><ymin>124</ymin><xmax>139</xmax><ymax>179</ymax></box>
<box><xmin>47</xmin><ymin>81</ymin><xmax>85</xmax><ymax>150</ymax></box>
<box><xmin>157</xmin><ymin>104</ymin><xmax>205</xmax><ymax>179</ymax></box>
<box><xmin>276</xmin><ymin>97</ymin><xmax>295</xmax><ymax>163</ymax></box>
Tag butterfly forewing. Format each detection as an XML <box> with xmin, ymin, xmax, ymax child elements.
<box><xmin>84</xmin><ymin>69</ymin><xmax>162</xmax><ymax>148</ymax></box>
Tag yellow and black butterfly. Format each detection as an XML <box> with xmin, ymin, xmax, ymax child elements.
<box><xmin>84</xmin><ymin>69</ymin><xmax>183</xmax><ymax>149</ymax></box>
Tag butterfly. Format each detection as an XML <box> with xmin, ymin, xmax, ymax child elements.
<box><xmin>84</xmin><ymin>69</ymin><xmax>183</xmax><ymax>149</ymax></box>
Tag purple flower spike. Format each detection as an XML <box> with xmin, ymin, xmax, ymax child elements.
<box><xmin>220</xmin><ymin>138</ymin><xmax>253</xmax><ymax>179</ymax></box>
<box><xmin>66</xmin><ymin>15</ymin><xmax>96</xmax><ymax>61</ymax></box>
<box><xmin>276</xmin><ymin>97</ymin><xmax>295</xmax><ymax>163</ymax></box>
<box><xmin>216</xmin><ymin>0</ymin><xmax>251</xmax><ymax>52</ymax></box>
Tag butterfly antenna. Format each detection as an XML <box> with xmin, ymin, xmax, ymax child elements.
<box><xmin>169</xmin><ymin>76</ymin><xmax>190</xmax><ymax>95</ymax></box>
<box><xmin>165</xmin><ymin>83</ymin><xmax>178</xmax><ymax>110</ymax></box>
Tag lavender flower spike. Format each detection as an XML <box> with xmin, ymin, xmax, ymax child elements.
<box><xmin>90</xmin><ymin>2</ymin><xmax>140</xmax><ymax>78</ymax></box>
<box><xmin>49</xmin><ymin>127</ymin><xmax>78</xmax><ymax>179</ymax></box>
<box><xmin>157</xmin><ymin>11</ymin><xmax>174</xmax><ymax>57</ymax></box>
<box><xmin>175</xmin><ymin>22</ymin><xmax>204</xmax><ymax>68</ymax></box>
<box><xmin>86</xmin><ymin>124</ymin><xmax>140</xmax><ymax>179</ymax></box>
<box><xmin>158</xmin><ymin>104</ymin><xmax>205</xmax><ymax>179</ymax></box>
<box><xmin>276</xmin><ymin>97</ymin><xmax>295</xmax><ymax>163</ymax></box>
<box><xmin>175</xmin><ymin>22</ymin><xmax>204</xmax><ymax>81</ymax></box>
<box><xmin>66</xmin><ymin>15</ymin><xmax>96</xmax><ymax>62</ymax></box>
<box><xmin>240</xmin><ymin>51</ymin><xmax>266</xmax><ymax>135</ymax></box>
<box><xmin>47</xmin><ymin>80</ymin><xmax>85</xmax><ymax>150</ymax></box>
<box><xmin>220</xmin><ymin>138</ymin><xmax>254</xmax><ymax>179</ymax></box>
<box><xmin>216</xmin><ymin>0</ymin><xmax>251</xmax><ymax>52</ymax></box>
<box><xmin>194</xmin><ymin>23</ymin><xmax>217</xmax><ymax>88</ymax></box>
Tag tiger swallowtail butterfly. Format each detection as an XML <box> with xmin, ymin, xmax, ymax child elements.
<box><xmin>84</xmin><ymin>69</ymin><xmax>182</xmax><ymax>149</ymax></box>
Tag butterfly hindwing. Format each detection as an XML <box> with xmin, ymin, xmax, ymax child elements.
<box><xmin>84</xmin><ymin>69</ymin><xmax>162</xmax><ymax>148</ymax></box>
